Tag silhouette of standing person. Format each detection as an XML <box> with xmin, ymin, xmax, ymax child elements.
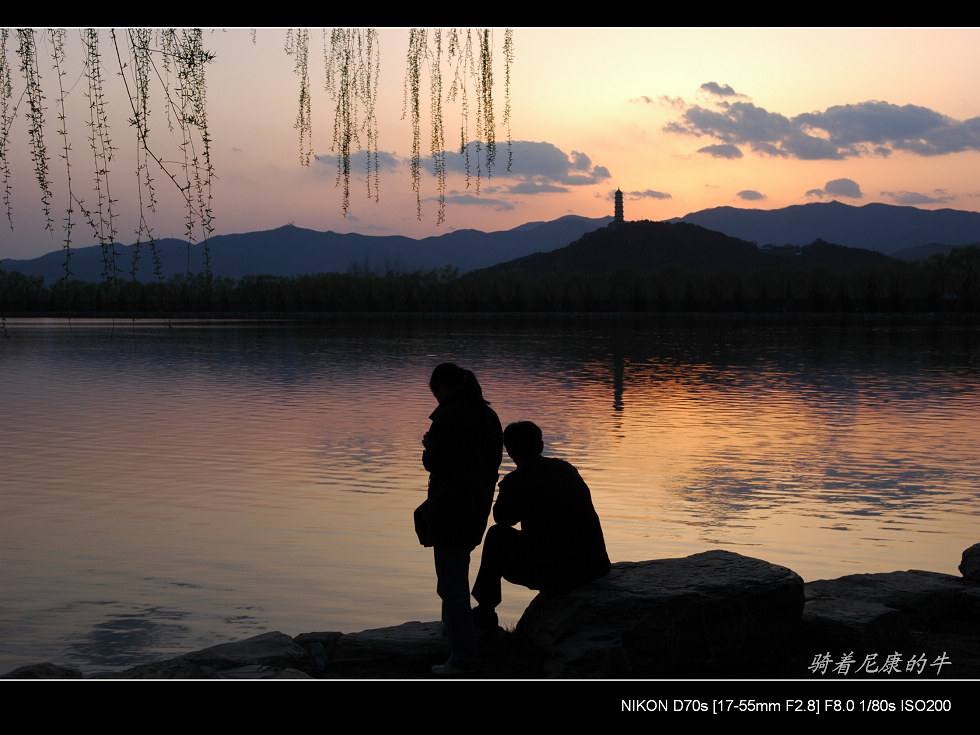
<box><xmin>416</xmin><ymin>363</ymin><xmax>502</xmax><ymax>675</ymax></box>
<box><xmin>471</xmin><ymin>421</ymin><xmax>610</xmax><ymax>629</ymax></box>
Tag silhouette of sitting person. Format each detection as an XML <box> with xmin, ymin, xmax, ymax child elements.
<box><xmin>471</xmin><ymin>421</ymin><xmax>610</xmax><ymax>629</ymax></box>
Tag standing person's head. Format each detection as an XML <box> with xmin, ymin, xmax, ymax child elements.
<box><xmin>430</xmin><ymin>362</ymin><xmax>489</xmax><ymax>405</ymax></box>
<box><xmin>503</xmin><ymin>421</ymin><xmax>544</xmax><ymax>466</ymax></box>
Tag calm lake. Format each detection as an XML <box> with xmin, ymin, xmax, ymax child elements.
<box><xmin>1</xmin><ymin>315</ymin><xmax>978</xmax><ymax>675</ymax></box>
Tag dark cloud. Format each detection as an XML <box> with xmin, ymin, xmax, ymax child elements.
<box><xmin>807</xmin><ymin>178</ymin><xmax>863</xmax><ymax>200</ymax></box>
<box><xmin>826</xmin><ymin>178</ymin><xmax>863</xmax><ymax>198</ymax></box>
<box><xmin>569</xmin><ymin>151</ymin><xmax>592</xmax><ymax>171</ymax></box>
<box><xmin>563</xmin><ymin>172</ymin><xmax>610</xmax><ymax>186</ymax></box>
<box><xmin>627</xmin><ymin>189</ymin><xmax>672</xmax><ymax>200</ymax></box>
<box><xmin>668</xmin><ymin>102</ymin><xmax>794</xmax><ymax>146</ymax></box>
<box><xmin>441</xmin><ymin>193</ymin><xmax>515</xmax><ymax>210</ymax></box>
<box><xmin>327</xmin><ymin>141</ymin><xmax>610</xmax><ymax>198</ymax></box>
<box><xmin>665</xmin><ymin>88</ymin><xmax>980</xmax><ymax>160</ymax></box>
<box><xmin>881</xmin><ymin>189</ymin><xmax>956</xmax><ymax>205</ymax></box>
<box><xmin>779</xmin><ymin>130</ymin><xmax>845</xmax><ymax>160</ymax></box>
<box><xmin>630</xmin><ymin>95</ymin><xmax>685</xmax><ymax>108</ymax></box>
<box><xmin>698</xmin><ymin>144</ymin><xmax>743</xmax><ymax>159</ymax></box>
<box><xmin>700</xmin><ymin>82</ymin><xmax>739</xmax><ymax>97</ymax></box>
<box><xmin>796</xmin><ymin>101</ymin><xmax>980</xmax><ymax>156</ymax></box>
<box><xmin>509</xmin><ymin>182</ymin><xmax>568</xmax><ymax>194</ymax></box>
<box><xmin>436</xmin><ymin>141</ymin><xmax>610</xmax><ymax>193</ymax></box>
<box><xmin>315</xmin><ymin>149</ymin><xmax>402</xmax><ymax>174</ymax></box>
<box><xmin>737</xmin><ymin>190</ymin><xmax>766</xmax><ymax>201</ymax></box>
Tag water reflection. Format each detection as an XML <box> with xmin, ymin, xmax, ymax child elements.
<box><xmin>1</xmin><ymin>316</ymin><xmax>978</xmax><ymax>674</ymax></box>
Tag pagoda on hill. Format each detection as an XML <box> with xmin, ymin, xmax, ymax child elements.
<box><xmin>613</xmin><ymin>188</ymin><xmax>624</xmax><ymax>226</ymax></box>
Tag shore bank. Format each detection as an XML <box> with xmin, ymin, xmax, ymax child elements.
<box><xmin>5</xmin><ymin>545</ymin><xmax>978</xmax><ymax>680</ymax></box>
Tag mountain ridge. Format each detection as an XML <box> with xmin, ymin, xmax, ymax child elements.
<box><xmin>5</xmin><ymin>201</ymin><xmax>980</xmax><ymax>285</ymax></box>
<box><xmin>2</xmin><ymin>215</ymin><xmax>611</xmax><ymax>284</ymax></box>
<box><xmin>668</xmin><ymin>200</ymin><xmax>980</xmax><ymax>255</ymax></box>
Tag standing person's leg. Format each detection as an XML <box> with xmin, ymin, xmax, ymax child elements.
<box><xmin>433</xmin><ymin>546</ymin><xmax>479</xmax><ymax>672</ymax></box>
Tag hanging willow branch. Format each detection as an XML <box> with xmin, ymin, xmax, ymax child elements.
<box><xmin>404</xmin><ymin>29</ymin><xmax>425</xmax><ymax>220</ymax></box>
<box><xmin>123</xmin><ymin>28</ymin><xmax>216</xmax><ymax>280</ymax></box>
<box><xmin>15</xmin><ymin>29</ymin><xmax>53</xmax><ymax>231</ymax></box>
<box><xmin>1</xmin><ymin>29</ymin><xmax>15</xmax><ymax>229</ymax></box>
<box><xmin>478</xmin><ymin>28</ymin><xmax>494</xmax><ymax>176</ymax></box>
<box><xmin>440</xmin><ymin>28</ymin><xmax>504</xmax><ymax>198</ymax></box>
<box><xmin>82</xmin><ymin>27</ymin><xmax>120</xmax><ymax>287</ymax></box>
<box><xmin>323</xmin><ymin>28</ymin><xmax>380</xmax><ymax>218</ymax></box>
<box><xmin>0</xmin><ymin>27</ymin><xmax>214</xmax><ymax>307</ymax></box>
<box><xmin>141</xmin><ymin>28</ymin><xmax>216</xmax><ymax>280</ymax></box>
<box><xmin>402</xmin><ymin>28</ymin><xmax>511</xmax><ymax>222</ymax></box>
<box><xmin>0</xmin><ymin>27</ymin><xmax>515</xmax><ymax>305</ymax></box>
<box><xmin>48</xmin><ymin>28</ymin><xmax>75</xmax><ymax>311</ymax></box>
<box><xmin>429</xmin><ymin>31</ymin><xmax>447</xmax><ymax>225</ymax></box>
<box><xmin>113</xmin><ymin>28</ymin><xmax>166</xmax><ymax>287</ymax></box>
<box><xmin>176</xmin><ymin>28</ymin><xmax>215</xmax><ymax>278</ymax></box>
<box><xmin>503</xmin><ymin>28</ymin><xmax>513</xmax><ymax>173</ymax></box>
<box><xmin>285</xmin><ymin>28</ymin><xmax>313</xmax><ymax>167</ymax></box>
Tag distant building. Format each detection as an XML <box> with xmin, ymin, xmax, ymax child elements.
<box><xmin>614</xmin><ymin>188</ymin><xmax>624</xmax><ymax>225</ymax></box>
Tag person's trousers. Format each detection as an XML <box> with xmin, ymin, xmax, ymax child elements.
<box><xmin>472</xmin><ymin>524</ymin><xmax>542</xmax><ymax>609</ymax></box>
<box><xmin>434</xmin><ymin>545</ymin><xmax>478</xmax><ymax>665</ymax></box>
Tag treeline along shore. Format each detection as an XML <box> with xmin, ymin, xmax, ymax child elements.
<box><xmin>3</xmin><ymin>244</ymin><xmax>979</xmax><ymax>316</ymax></box>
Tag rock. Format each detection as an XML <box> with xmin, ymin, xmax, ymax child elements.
<box><xmin>964</xmin><ymin>586</ymin><xmax>980</xmax><ymax>617</ymax></box>
<box><xmin>102</xmin><ymin>657</ymin><xmax>222</xmax><ymax>679</ymax></box>
<box><xmin>516</xmin><ymin>550</ymin><xmax>804</xmax><ymax>677</ymax></box>
<box><xmin>534</xmin><ymin>628</ymin><xmax>629</xmax><ymax>678</ymax></box>
<box><xmin>325</xmin><ymin>621</ymin><xmax>449</xmax><ymax>677</ymax></box>
<box><xmin>960</xmin><ymin>543</ymin><xmax>980</xmax><ymax>582</ymax></box>
<box><xmin>217</xmin><ymin>664</ymin><xmax>313</xmax><ymax>679</ymax></box>
<box><xmin>803</xmin><ymin>569</ymin><xmax>976</xmax><ymax>651</ymax></box>
<box><xmin>293</xmin><ymin>631</ymin><xmax>343</xmax><ymax>674</ymax></box>
<box><xmin>0</xmin><ymin>662</ymin><xmax>83</xmax><ymax>679</ymax></box>
<box><xmin>183</xmin><ymin>630</ymin><xmax>307</xmax><ymax>668</ymax></box>
<box><xmin>112</xmin><ymin>631</ymin><xmax>309</xmax><ymax>679</ymax></box>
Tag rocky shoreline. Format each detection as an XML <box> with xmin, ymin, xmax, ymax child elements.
<box><xmin>5</xmin><ymin>545</ymin><xmax>978</xmax><ymax>680</ymax></box>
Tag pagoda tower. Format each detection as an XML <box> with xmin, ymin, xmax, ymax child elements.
<box><xmin>614</xmin><ymin>188</ymin><xmax>624</xmax><ymax>225</ymax></box>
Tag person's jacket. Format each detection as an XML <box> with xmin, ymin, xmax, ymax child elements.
<box><xmin>493</xmin><ymin>455</ymin><xmax>610</xmax><ymax>585</ymax></box>
<box><xmin>422</xmin><ymin>389</ymin><xmax>503</xmax><ymax>549</ymax></box>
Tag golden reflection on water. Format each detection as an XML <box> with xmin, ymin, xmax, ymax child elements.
<box><xmin>485</xmin><ymin>350</ymin><xmax>979</xmax><ymax>583</ymax></box>
<box><xmin>1</xmin><ymin>318</ymin><xmax>978</xmax><ymax>673</ymax></box>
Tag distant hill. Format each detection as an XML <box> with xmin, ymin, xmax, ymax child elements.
<box><xmin>2</xmin><ymin>215</ymin><xmax>611</xmax><ymax>284</ymax></box>
<box><xmin>668</xmin><ymin>201</ymin><xmax>980</xmax><ymax>256</ymax></box>
<box><xmin>481</xmin><ymin>220</ymin><xmax>894</xmax><ymax>276</ymax></box>
<box><xmin>891</xmin><ymin>241</ymin><xmax>980</xmax><ymax>261</ymax></box>
<box><xmin>9</xmin><ymin>201</ymin><xmax>976</xmax><ymax>286</ymax></box>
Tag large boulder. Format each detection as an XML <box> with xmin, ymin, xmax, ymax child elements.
<box><xmin>516</xmin><ymin>549</ymin><xmax>804</xmax><ymax>677</ymax></box>
<box><xmin>960</xmin><ymin>543</ymin><xmax>980</xmax><ymax>582</ymax></box>
<box><xmin>803</xmin><ymin>569</ymin><xmax>978</xmax><ymax>651</ymax></box>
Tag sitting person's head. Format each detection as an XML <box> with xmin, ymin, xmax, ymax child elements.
<box><xmin>504</xmin><ymin>421</ymin><xmax>545</xmax><ymax>466</ymax></box>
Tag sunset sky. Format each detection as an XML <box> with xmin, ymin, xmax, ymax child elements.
<box><xmin>3</xmin><ymin>27</ymin><xmax>980</xmax><ymax>261</ymax></box>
